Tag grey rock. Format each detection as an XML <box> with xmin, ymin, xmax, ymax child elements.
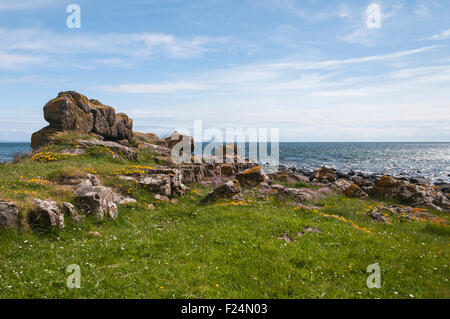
<box><xmin>74</xmin><ymin>185</ymin><xmax>118</xmax><ymax>219</ymax></box>
<box><xmin>0</xmin><ymin>201</ymin><xmax>20</xmax><ymax>229</ymax></box>
<box><xmin>28</xmin><ymin>199</ymin><xmax>64</xmax><ymax>229</ymax></box>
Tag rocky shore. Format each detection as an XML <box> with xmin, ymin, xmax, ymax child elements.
<box><xmin>0</xmin><ymin>91</ymin><xmax>449</xmax><ymax>231</ymax></box>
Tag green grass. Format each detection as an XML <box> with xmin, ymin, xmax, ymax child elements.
<box><xmin>0</xmin><ymin>149</ymin><xmax>449</xmax><ymax>298</ymax></box>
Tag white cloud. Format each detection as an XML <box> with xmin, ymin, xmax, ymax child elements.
<box><xmin>98</xmin><ymin>82</ymin><xmax>208</xmax><ymax>94</ymax></box>
<box><xmin>427</xmin><ymin>29</ymin><xmax>450</xmax><ymax>40</ymax></box>
<box><xmin>0</xmin><ymin>52</ymin><xmax>43</xmax><ymax>70</ymax></box>
<box><xmin>260</xmin><ymin>46</ymin><xmax>438</xmax><ymax>71</ymax></box>
<box><xmin>0</xmin><ymin>28</ymin><xmax>230</xmax><ymax>63</ymax></box>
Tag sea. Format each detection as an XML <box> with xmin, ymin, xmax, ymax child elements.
<box><xmin>1</xmin><ymin>142</ymin><xmax>449</xmax><ymax>184</ymax></box>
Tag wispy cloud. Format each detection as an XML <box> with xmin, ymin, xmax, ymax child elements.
<box><xmin>260</xmin><ymin>46</ymin><xmax>438</xmax><ymax>71</ymax></box>
<box><xmin>427</xmin><ymin>29</ymin><xmax>450</xmax><ymax>40</ymax></box>
<box><xmin>0</xmin><ymin>52</ymin><xmax>43</xmax><ymax>70</ymax></box>
<box><xmin>0</xmin><ymin>28</ymin><xmax>230</xmax><ymax>66</ymax></box>
<box><xmin>98</xmin><ymin>82</ymin><xmax>208</xmax><ymax>94</ymax></box>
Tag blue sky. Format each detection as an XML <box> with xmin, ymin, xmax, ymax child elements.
<box><xmin>0</xmin><ymin>0</ymin><xmax>449</xmax><ymax>142</ymax></box>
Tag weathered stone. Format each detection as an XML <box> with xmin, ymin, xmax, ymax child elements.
<box><xmin>330</xmin><ymin>179</ymin><xmax>352</xmax><ymax>192</ymax></box>
<box><xmin>270</xmin><ymin>184</ymin><xmax>322</xmax><ymax>202</ymax></box>
<box><xmin>138</xmin><ymin>142</ymin><xmax>171</xmax><ymax>157</ymax></box>
<box><xmin>372</xmin><ymin>176</ymin><xmax>450</xmax><ymax>211</ymax></box>
<box><xmin>0</xmin><ymin>201</ymin><xmax>20</xmax><ymax>229</ymax></box>
<box><xmin>236</xmin><ymin>165</ymin><xmax>265</xmax><ymax>187</ymax></box>
<box><xmin>44</xmin><ymin>91</ymin><xmax>93</xmax><ymax>132</ymax></box>
<box><xmin>202</xmin><ymin>180</ymin><xmax>242</xmax><ymax>203</ymax></box>
<box><xmin>28</xmin><ymin>199</ymin><xmax>64</xmax><ymax>229</ymax></box>
<box><xmin>345</xmin><ymin>184</ymin><xmax>368</xmax><ymax>199</ymax></box>
<box><xmin>31</xmin><ymin>91</ymin><xmax>133</xmax><ymax>149</ymax></box>
<box><xmin>269</xmin><ymin>170</ymin><xmax>309</xmax><ymax>184</ymax></box>
<box><xmin>312</xmin><ymin>166</ymin><xmax>336</xmax><ymax>183</ymax></box>
<box><xmin>133</xmin><ymin>132</ymin><xmax>160</xmax><ymax>145</ymax></box>
<box><xmin>77</xmin><ymin>139</ymin><xmax>137</xmax><ymax>161</ymax></box>
<box><xmin>74</xmin><ymin>185</ymin><xmax>118</xmax><ymax>219</ymax></box>
<box><xmin>138</xmin><ymin>175</ymin><xmax>172</xmax><ymax>197</ymax></box>
<box><xmin>367</xmin><ymin>209</ymin><xmax>390</xmax><ymax>223</ymax></box>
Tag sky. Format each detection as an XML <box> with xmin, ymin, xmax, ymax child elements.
<box><xmin>0</xmin><ymin>0</ymin><xmax>449</xmax><ymax>142</ymax></box>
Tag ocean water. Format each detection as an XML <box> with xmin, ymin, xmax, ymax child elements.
<box><xmin>1</xmin><ymin>142</ymin><xmax>449</xmax><ymax>183</ymax></box>
<box><xmin>279</xmin><ymin>142</ymin><xmax>450</xmax><ymax>183</ymax></box>
<box><xmin>0</xmin><ymin>142</ymin><xmax>31</xmax><ymax>163</ymax></box>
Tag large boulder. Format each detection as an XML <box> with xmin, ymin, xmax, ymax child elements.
<box><xmin>0</xmin><ymin>201</ymin><xmax>20</xmax><ymax>229</ymax></box>
<box><xmin>202</xmin><ymin>180</ymin><xmax>242</xmax><ymax>203</ymax></box>
<box><xmin>43</xmin><ymin>91</ymin><xmax>93</xmax><ymax>132</ymax></box>
<box><xmin>28</xmin><ymin>199</ymin><xmax>64</xmax><ymax>229</ymax></box>
<box><xmin>31</xmin><ymin>91</ymin><xmax>133</xmax><ymax>149</ymax></box>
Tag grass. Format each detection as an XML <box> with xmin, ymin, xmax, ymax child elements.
<box><xmin>0</xmin><ymin>147</ymin><xmax>449</xmax><ymax>298</ymax></box>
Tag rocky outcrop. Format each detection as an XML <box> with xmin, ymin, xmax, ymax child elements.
<box><xmin>372</xmin><ymin>175</ymin><xmax>450</xmax><ymax>211</ymax></box>
<box><xmin>76</xmin><ymin>139</ymin><xmax>138</xmax><ymax>161</ymax></box>
<box><xmin>132</xmin><ymin>167</ymin><xmax>188</xmax><ymax>198</ymax></box>
<box><xmin>31</xmin><ymin>91</ymin><xmax>133</xmax><ymax>149</ymax></box>
<box><xmin>0</xmin><ymin>201</ymin><xmax>20</xmax><ymax>229</ymax></box>
<box><xmin>202</xmin><ymin>180</ymin><xmax>242</xmax><ymax>203</ymax></box>
<box><xmin>28</xmin><ymin>199</ymin><xmax>65</xmax><ymax>229</ymax></box>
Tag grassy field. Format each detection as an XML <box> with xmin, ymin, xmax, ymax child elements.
<box><xmin>0</xmin><ymin>146</ymin><xmax>449</xmax><ymax>298</ymax></box>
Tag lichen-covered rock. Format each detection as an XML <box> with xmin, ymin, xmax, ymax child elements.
<box><xmin>74</xmin><ymin>185</ymin><xmax>118</xmax><ymax>219</ymax></box>
<box><xmin>28</xmin><ymin>199</ymin><xmax>64</xmax><ymax>229</ymax></box>
<box><xmin>139</xmin><ymin>175</ymin><xmax>172</xmax><ymax>197</ymax></box>
<box><xmin>312</xmin><ymin>166</ymin><xmax>336</xmax><ymax>183</ymax></box>
<box><xmin>202</xmin><ymin>180</ymin><xmax>242</xmax><ymax>203</ymax></box>
<box><xmin>345</xmin><ymin>184</ymin><xmax>368</xmax><ymax>199</ymax></box>
<box><xmin>44</xmin><ymin>91</ymin><xmax>93</xmax><ymax>132</ymax></box>
<box><xmin>0</xmin><ymin>201</ymin><xmax>20</xmax><ymax>229</ymax></box>
<box><xmin>367</xmin><ymin>209</ymin><xmax>390</xmax><ymax>223</ymax></box>
<box><xmin>236</xmin><ymin>165</ymin><xmax>266</xmax><ymax>187</ymax></box>
<box><xmin>31</xmin><ymin>91</ymin><xmax>133</xmax><ymax>149</ymax></box>
<box><xmin>372</xmin><ymin>176</ymin><xmax>450</xmax><ymax>211</ymax></box>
